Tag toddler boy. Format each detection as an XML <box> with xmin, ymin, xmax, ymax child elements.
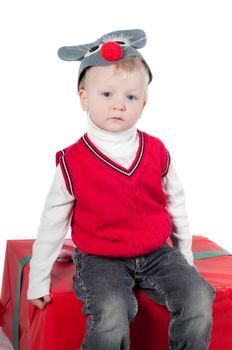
<box><xmin>27</xmin><ymin>29</ymin><xmax>215</xmax><ymax>350</ymax></box>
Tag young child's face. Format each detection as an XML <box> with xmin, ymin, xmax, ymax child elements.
<box><xmin>79</xmin><ymin>63</ymin><xmax>148</xmax><ymax>132</ymax></box>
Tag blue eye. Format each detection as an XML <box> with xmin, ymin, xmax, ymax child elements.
<box><xmin>127</xmin><ymin>95</ymin><xmax>136</xmax><ymax>100</ymax></box>
<box><xmin>103</xmin><ymin>92</ymin><xmax>111</xmax><ymax>97</ymax></box>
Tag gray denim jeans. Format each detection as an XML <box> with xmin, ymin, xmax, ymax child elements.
<box><xmin>72</xmin><ymin>242</ymin><xmax>215</xmax><ymax>350</ymax></box>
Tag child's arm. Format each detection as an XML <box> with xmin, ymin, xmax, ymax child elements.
<box><xmin>27</xmin><ymin>164</ymin><xmax>75</xmax><ymax>306</ymax></box>
<box><xmin>162</xmin><ymin>163</ymin><xmax>194</xmax><ymax>266</ymax></box>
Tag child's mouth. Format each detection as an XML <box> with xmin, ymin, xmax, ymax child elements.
<box><xmin>110</xmin><ymin>117</ymin><xmax>123</xmax><ymax>120</ymax></box>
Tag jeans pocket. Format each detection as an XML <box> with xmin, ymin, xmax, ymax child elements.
<box><xmin>169</xmin><ymin>248</ymin><xmax>189</xmax><ymax>265</ymax></box>
<box><xmin>159</xmin><ymin>245</ymin><xmax>188</xmax><ymax>267</ymax></box>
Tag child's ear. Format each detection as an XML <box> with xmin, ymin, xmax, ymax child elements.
<box><xmin>141</xmin><ymin>98</ymin><xmax>147</xmax><ymax>111</ymax></box>
<box><xmin>78</xmin><ymin>88</ymin><xmax>88</xmax><ymax>111</ymax></box>
<box><xmin>142</xmin><ymin>85</ymin><xmax>148</xmax><ymax>109</ymax></box>
<box><xmin>137</xmin><ymin>99</ymin><xmax>147</xmax><ymax>119</ymax></box>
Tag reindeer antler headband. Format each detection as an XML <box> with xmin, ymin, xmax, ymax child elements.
<box><xmin>57</xmin><ymin>29</ymin><xmax>152</xmax><ymax>88</ymax></box>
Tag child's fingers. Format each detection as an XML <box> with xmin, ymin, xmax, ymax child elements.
<box><xmin>30</xmin><ymin>298</ymin><xmax>45</xmax><ymax>309</ymax></box>
<box><xmin>43</xmin><ymin>294</ymin><xmax>52</xmax><ymax>303</ymax></box>
<box><xmin>29</xmin><ymin>295</ymin><xmax>51</xmax><ymax>309</ymax></box>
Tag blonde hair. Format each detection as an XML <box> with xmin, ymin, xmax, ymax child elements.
<box><xmin>78</xmin><ymin>56</ymin><xmax>150</xmax><ymax>91</ymax></box>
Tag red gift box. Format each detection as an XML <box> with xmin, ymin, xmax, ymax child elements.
<box><xmin>1</xmin><ymin>236</ymin><xmax>232</xmax><ymax>350</ymax></box>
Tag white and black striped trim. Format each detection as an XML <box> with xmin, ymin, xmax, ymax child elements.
<box><xmin>60</xmin><ymin>150</ymin><xmax>74</xmax><ymax>196</ymax></box>
<box><xmin>82</xmin><ymin>131</ymin><xmax>144</xmax><ymax>177</ymax></box>
<box><xmin>162</xmin><ymin>149</ymin><xmax>170</xmax><ymax>177</ymax></box>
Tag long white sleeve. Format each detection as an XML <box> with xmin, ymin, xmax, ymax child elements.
<box><xmin>162</xmin><ymin>163</ymin><xmax>194</xmax><ymax>265</ymax></box>
<box><xmin>27</xmin><ymin>164</ymin><xmax>75</xmax><ymax>300</ymax></box>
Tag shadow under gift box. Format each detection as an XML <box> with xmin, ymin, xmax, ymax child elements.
<box><xmin>0</xmin><ymin>236</ymin><xmax>232</xmax><ymax>350</ymax></box>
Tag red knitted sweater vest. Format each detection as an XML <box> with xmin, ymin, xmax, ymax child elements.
<box><xmin>56</xmin><ymin>129</ymin><xmax>171</xmax><ymax>258</ymax></box>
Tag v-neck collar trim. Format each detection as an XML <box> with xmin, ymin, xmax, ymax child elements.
<box><xmin>81</xmin><ymin>129</ymin><xmax>144</xmax><ymax>177</ymax></box>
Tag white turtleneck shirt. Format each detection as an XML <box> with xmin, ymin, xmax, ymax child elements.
<box><xmin>27</xmin><ymin>113</ymin><xmax>194</xmax><ymax>300</ymax></box>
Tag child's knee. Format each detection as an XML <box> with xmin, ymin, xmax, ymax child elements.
<box><xmin>182</xmin><ymin>278</ymin><xmax>215</xmax><ymax>320</ymax></box>
<box><xmin>196</xmin><ymin>280</ymin><xmax>215</xmax><ymax>313</ymax></box>
<box><xmin>94</xmin><ymin>293</ymin><xmax>136</xmax><ymax>330</ymax></box>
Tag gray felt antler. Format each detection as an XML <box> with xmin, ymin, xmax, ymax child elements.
<box><xmin>57</xmin><ymin>29</ymin><xmax>152</xmax><ymax>87</ymax></box>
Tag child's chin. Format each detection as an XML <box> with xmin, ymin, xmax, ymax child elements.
<box><xmin>106</xmin><ymin>124</ymin><xmax>127</xmax><ymax>132</ymax></box>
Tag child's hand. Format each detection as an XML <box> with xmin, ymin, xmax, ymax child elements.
<box><xmin>28</xmin><ymin>294</ymin><xmax>52</xmax><ymax>310</ymax></box>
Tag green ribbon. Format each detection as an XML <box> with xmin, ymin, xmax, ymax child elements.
<box><xmin>12</xmin><ymin>250</ymin><xmax>231</xmax><ymax>350</ymax></box>
<box><xmin>193</xmin><ymin>250</ymin><xmax>231</xmax><ymax>260</ymax></box>
<box><xmin>13</xmin><ymin>256</ymin><xmax>31</xmax><ymax>350</ymax></box>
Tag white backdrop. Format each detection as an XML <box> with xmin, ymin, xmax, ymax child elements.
<box><xmin>0</xmin><ymin>0</ymin><xmax>232</xmax><ymax>293</ymax></box>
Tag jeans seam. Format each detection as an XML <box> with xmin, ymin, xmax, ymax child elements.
<box><xmin>73</xmin><ymin>255</ymin><xmax>96</xmax><ymax>349</ymax></box>
<box><xmin>72</xmin><ymin>247</ymin><xmax>79</xmax><ymax>264</ymax></box>
<box><xmin>169</xmin><ymin>306</ymin><xmax>185</xmax><ymax>350</ymax></box>
<box><xmin>145</xmin><ymin>277</ymin><xmax>178</xmax><ymax>347</ymax></box>
<box><xmin>129</xmin><ymin>292</ymin><xmax>138</xmax><ymax>322</ymax></box>
<box><xmin>78</xmin><ymin>272</ymin><xmax>95</xmax><ymax>349</ymax></box>
<box><xmin>146</xmin><ymin>278</ymin><xmax>176</xmax><ymax>313</ymax></box>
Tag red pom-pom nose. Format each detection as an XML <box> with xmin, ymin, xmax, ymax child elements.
<box><xmin>100</xmin><ymin>41</ymin><xmax>123</xmax><ymax>62</ymax></box>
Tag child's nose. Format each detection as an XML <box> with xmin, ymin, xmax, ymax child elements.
<box><xmin>112</xmin><ymin>97</ymin><xmax>126</xmax><ymax>111</ymax></box>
